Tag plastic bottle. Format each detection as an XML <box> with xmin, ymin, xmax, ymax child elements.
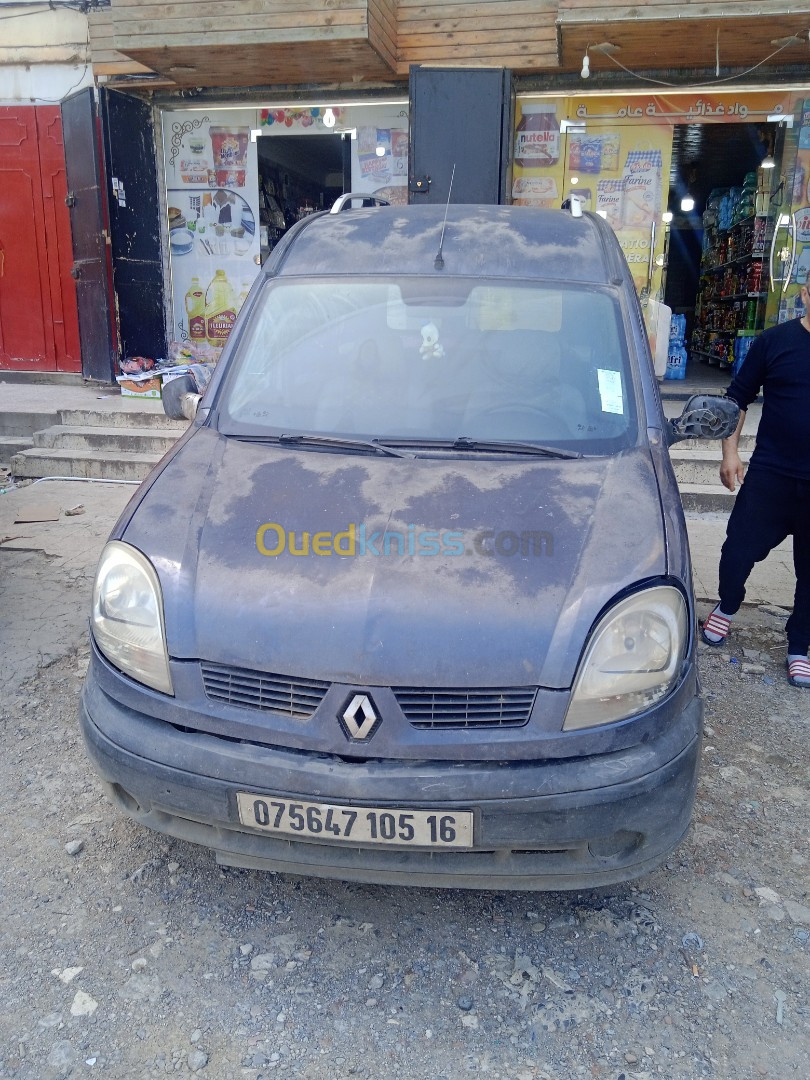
<box><xmin>184</xmin><ymin>277</ymin><xmax>205</xmax><ymax>341</ymax></box>
<box><xmin>205</xmin><ymin>270</ymin><xmax>237</xmax><ymax>347</ymax></box>
<box><xmin>792</xmin><ymin>161</ymin><xmax>805</xmax><ymax>206</ymax></box>
<box><xmin>237</xmin><ymin>279</ymin><xmax>252</xmax><ymax>312</ymax></box>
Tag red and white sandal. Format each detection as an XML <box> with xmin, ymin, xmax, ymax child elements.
<box><xmin>786</xmin><ymin>657</ymin><xmax>810</xmax><ymax>688</ymax></box>
<box><xmin>701</xmin><ymin>609</ymin><xmax>732</xmax><ymax>646</ymax></box>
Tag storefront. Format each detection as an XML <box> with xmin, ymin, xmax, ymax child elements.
<box><xmin>160</xmin><ymin>98</ymin><xmax>408</xmax><ymax>356</ymax></box>
<box><xmin>124</xmin><ymin>78</ymin><xmax>810</xmax><ymax>382</ymax></box>
<box><xmin>511</xmin><ymin>87</ymin><xmax>810</xmax><ymax>380</ymax></box>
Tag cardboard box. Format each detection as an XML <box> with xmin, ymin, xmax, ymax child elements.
<box><xmin>117</xmin><ymin>375</ymin><xmax>162</xmax><ymax>398</ymax></box>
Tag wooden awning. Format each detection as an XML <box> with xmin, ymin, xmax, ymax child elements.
<box><xmin>558</xmin><ymin>3</ymin><xmax>810</xmax><ymax>74</ymax></box>
<box><xmin>91</xmin><ymin>0</ymin><xmax>397</xmax><ymax>87</ymax></box>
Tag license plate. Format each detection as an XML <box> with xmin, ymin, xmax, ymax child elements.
<box><xmin>236</xmin><ymin>793</ymin><xmax>474</xmax><ymax>849</ymax></box>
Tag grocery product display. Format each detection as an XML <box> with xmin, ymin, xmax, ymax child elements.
<box><xmin>204</xmin><ymin>270</ymin><xmax>238</xmax><ymax>348</ymax></box>
<box><xmin>691</xmin><ymin>175</ymin><xmax>772</xmax><ymax>369</ymax></box>
<box><xmin>665</xmin><ymin>313</ymin><xmax>688</xmax><ymax>380</ymax></box>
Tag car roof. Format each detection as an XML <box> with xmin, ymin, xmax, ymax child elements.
<box><xmin>269</xmin><ymin>204</ymin><xmax>624</xmax><ymax>285</ymax></box>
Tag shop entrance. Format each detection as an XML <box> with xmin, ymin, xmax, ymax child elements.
<box><xmin>663</xmin><ymin>121</ymin><xmax>783</xmax><ymax>382</ymax></box>
<box><xmin>257</xmin><ymin>134</ymin><xmax>349</xmax><ymax>262</ymax></box>
<box><xmin>162</xmin><ymin>102</ymin><xmax>409</xmax><ymax>355</ymax></box>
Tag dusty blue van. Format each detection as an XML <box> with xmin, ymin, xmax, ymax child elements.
<box><xmin>80</xmin><ymin>202</ymin><xmax>738</xmax><ymax>889</ymax></box>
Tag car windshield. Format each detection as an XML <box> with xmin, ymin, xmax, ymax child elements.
<box><xmin>218</xmin><ymin>277</ymin><xmax>638</xmax><ymax>453</ymax></box>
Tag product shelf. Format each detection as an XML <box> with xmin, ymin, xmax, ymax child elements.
<box><xmin>708</xmin><ymin>291</ymin><xmax>768</xmax><ymax>302</ymax></box>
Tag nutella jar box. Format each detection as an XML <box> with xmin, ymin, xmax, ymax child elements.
<box><xmin>514</xmin><ymin>105</ymin><xmax>560</xmax><ymax>169</ymax></box>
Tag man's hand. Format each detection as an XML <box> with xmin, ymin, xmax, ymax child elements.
<box><xmin>720</xmin><ymin>451</ymin><xmax>745</xmax><ymax>492</ymax></box>
<box><xmin>720</xmin><ymin>406</ymin><xmax>747</xmax><ymax>491</ymax></box>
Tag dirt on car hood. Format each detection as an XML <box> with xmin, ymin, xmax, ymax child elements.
<box><xmin>122</xmin><ymin>428</ymin><xmax>666</xmax><ymax>690</ymax></box>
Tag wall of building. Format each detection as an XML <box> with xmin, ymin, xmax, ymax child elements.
<box><xmin>0</xmin><ymin>1</ymin><xmax>93</xmax><ymax>104</ymax></box>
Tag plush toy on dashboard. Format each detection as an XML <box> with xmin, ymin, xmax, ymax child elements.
<box><xmin>420</xmin><ymin>322</ymin><xmax>444</xmax><ymax>360</ymax></box>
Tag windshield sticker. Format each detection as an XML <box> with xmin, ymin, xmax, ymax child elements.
<box><xmin>597</xmin><ymin>368</ymin><xmax>624</xmax><ymax>414</ymax></box>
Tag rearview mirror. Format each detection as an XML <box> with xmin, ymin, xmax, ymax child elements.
<box><xmin>162</xmin><ymin>374</ymin><xmax>200</xmax><ymax>422</ymax></box>
<box><xmin>667</xmin><ymin>395</ymin><xmax>740</xmax><ymax>445</ymax></box>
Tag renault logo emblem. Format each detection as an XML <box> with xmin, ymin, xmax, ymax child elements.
<box><xmin>340</xmin><ymin>693</ymin><xmax>380</xmax><ymax>741</ymax></box>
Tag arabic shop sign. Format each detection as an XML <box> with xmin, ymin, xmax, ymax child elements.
<box><xmin>569</xmin><ymin>91</ymin><xmax>801</xmax><ymax>126</ymax></box>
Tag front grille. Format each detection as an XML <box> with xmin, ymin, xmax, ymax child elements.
<box><xmin>201</xmin><ymin>662</ymin><xmax>329</xmax><ymax>719</ymax></box>
<box><xmin>394</xmin><ymin>687</ymin><xmax>536</xmax><ymax>729</ymax></box>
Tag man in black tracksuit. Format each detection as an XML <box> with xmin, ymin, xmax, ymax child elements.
<box><xmin>700</xmin><ymin>273</ymin><xmax>810</xmax><ymax>689</ymax></box>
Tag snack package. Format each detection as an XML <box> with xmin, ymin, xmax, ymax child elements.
<box><xmin>511</xmin><ymin>176</ymin><xmax>559</xmax><ymax>203</ymax></box>
<box><xmin>579</xmin><ymin>137</ymin><xmax>602</xmax><ymax>174</ymax></box>
<box><xmin>600</xmin><ymin>135</ymin><xmax>620</xmax><ymax>173</ymax></box>
<box><xmin>596</xmin><ymin>179</ymin><xmax>624</xmax><ymax>228</ymax></box>
<box><xmin>621</xmin><ymin>149</ymin><xmax>662</xmax><ymax>228</ymax></box>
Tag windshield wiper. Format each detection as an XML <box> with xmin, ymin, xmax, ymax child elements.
<box><xmin>276</xmin><ymin>433</ymin><xmax>415</xmax><ymax>458</ymax></box>
<box><xmin>451</xmin><ymin>436</ymin><xmax>581</xmax><ymax>459</ymax></box>
<box><xmin>375</xmin><ymin>436</ymin><xmax>580</xmax><ymax>459</ymax></box>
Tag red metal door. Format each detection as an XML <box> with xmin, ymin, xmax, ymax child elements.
<box><xmin>37</xmin><ymin>107</ymin><xmax>82</xmax><ymax>372</ymax></box>
<box><xmin>0</xmin><ymin>106</ymin><xmax>81</xmax><ymax>372</ymax></box>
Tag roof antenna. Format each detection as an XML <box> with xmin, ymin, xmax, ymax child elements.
<box><xmin>434</xmin><ymin>163</ymin><xmax>456</xmax><ymax>270</ymax></box>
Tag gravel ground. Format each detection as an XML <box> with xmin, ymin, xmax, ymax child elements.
<box><xmin>0</xmin><ymin>608</ymin><xmax>808</xmax><ymax>1080</ymax></box>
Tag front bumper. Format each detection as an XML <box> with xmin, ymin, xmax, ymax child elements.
<box><xmin>80</xmin><ymin>665</ymin><xmax>702</xmax><ymax>891</ymax></box>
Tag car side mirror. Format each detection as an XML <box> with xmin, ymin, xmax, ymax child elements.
<box><xmin>666</xmin><ymin>394</ymin><xmax>740</xmax><ymax>445</ymax></box>
<box><xmin>162</xmin><ymin>373</ymin><xmax>201</xmax><ymax>422</ymax></box>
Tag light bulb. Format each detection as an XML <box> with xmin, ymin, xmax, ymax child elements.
<box><xmin>761</xmin><ymin>154</ymin><xmax>776</xmax><ymax>169</ymax></box>
<box><xmin>375</xmin><ymin>145</ymin><xmax>386</xmax><ymax>157</ymax></box>
<box><xmin>662</xmin><ymin>211</ymin><xmax>673</xmax><ymax>223</ymax></box>
<box><xmin>680</xmin><ymin>196</ymin><xmax>695</xmax><ymax>213</ymax></box>
<box><xmin>570</xmin><ymin>176</ymin><xmax>579</xmax><ymax>185</ymax></box>
<box><xmin>322</xmin><ymin>108</ymin><xmax>336</xmax><ymax>128</ymax></box>
<box><xmin>580</xmin><ymin>54</ymin><xmax>591</xmax><ymax>79</ymax></box>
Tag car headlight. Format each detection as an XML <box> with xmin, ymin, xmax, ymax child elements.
<box><xmin>563</xmin><ymin>585</ymin><xmax>687</xmax><ymax>730</ymax></box>
<box><xmin>91</xmin><ymin>540</ymin><xmax>173</xmax><ymax>695</ymax></box>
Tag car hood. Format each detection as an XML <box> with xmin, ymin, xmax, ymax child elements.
<box><xmin>122</xmin><ymin>428</ymin><xmax>666</xmax><ymax>689</ymax></box>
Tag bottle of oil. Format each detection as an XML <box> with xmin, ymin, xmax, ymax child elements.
<box><xmin>205</xmin><ymin>269</ymin><xmax>237</xmax><ymax>347</ymax></box>
<box><xmin>237</xmin><ymin>279</ymin><xmax>252</xmax><ymax>312</ymax></box>
<box><xmin>185</xmin><ymin>277</ymin><xmax>205</xmax><ymax>341</ymax></box>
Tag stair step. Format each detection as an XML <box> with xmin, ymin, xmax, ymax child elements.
<box><xmin>34</xmin><ymin>424</ymin><xmax>182</xmax><ymax>455</ymax></box>
<box><xmin>11</xmin><ymin>447</ymin><xmax>162</xmax><ymax>482</ymax></box>
<box><xmin>58</xmin><ymin>407</ymin><xmax>189</xmax><ymax>431</ymax></box>
<box><xmin>670</xmin><ymin>449</ymin><xmax>751</xmax><ymax>487</ymax></box>
<box><xmin>678</xmin><ymin>484</ymin><xmax>737</xmax><ymax>512</ymax></box>
<box><xmin>676</xmin><ymin>434</ymin><xmax>756</xmax><ymax>451</ymax></box>
<box><xmin>0</xmin><ymin>435</ymin><xmax>33</xmax><ymax>463</ymax></box>
<box><xmin>0</xmin><ymin>410</ymin><xmax>59</xmax><ymax>437</ymax></box>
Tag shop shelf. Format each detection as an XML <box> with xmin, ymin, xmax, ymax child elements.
<box><xmin>700</xmin><ymin>253</ymin><xmax>767</xmax><ymax>274</ymax></box>
<box><xmin>708</xmin><ymin>292</ymin><xmax>768</xmax><ymax>302</ymax></box>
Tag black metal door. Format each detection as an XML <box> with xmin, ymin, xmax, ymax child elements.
<box><xmin>100</xmin><ymin>89</ymin><xmax>166</xmax><ymax>363</ymax></box>
<box><xmin>61</xmin><ymin>88</ymin><xmax>116</xmax><ymax>381</ymax></box>
<box><xmin>408</xmin><ymin>67</ymin><xmax>512</xmax><ymax>205</ymax></box>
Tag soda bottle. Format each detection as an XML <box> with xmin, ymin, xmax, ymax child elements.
<box><xmin>205</xmin><ymin>270</ymin><xmax>237</xmax><ymax>347</ymax></box>
<box><xmin>185</xmin><ymin>277</ymin><xmax>205</xmax><ymax>341</ymax></box>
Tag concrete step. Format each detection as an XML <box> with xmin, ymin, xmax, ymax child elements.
<box><xmin>670</xmin><ymin>449</ymin><xmax>751</xmax><ymax>487</ymax></box>
<box><xmin>34</xmin><ymin>424</ymin><xmax>181</xmax><ymax>455</ymax></box>
<box><xmin>11</xmin><ymin>447</ymin><xmax>163</xmax><ymax>482</ymax></box>
<box><xmin>0</xmin><ymin>410</ymin><xmax>59</xmax><ymax>437</ymax></box>
<box><xmin>0</xmin><ymin>435</ymin><xmax>33</xmax><ymax>464</ymax></box>
<box><xmin>679</xmin><ymin>484</ymin><xmax>736</xmax><ymax>512</ymax></box>
<box><xmin>676</xmin><ymin>434</ymin><xmax>756</xmax><ymax>452</ymax></box>
<box><xmin>59</xmin><ymin>408</ymin><xmax>188</xmax><ymax>431</ymax></box>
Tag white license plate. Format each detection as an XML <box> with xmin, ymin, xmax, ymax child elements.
<box><xmin>236</xmin><ymin>793</ymin><xmax>474</xmax><ymax>849</ymax></box>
